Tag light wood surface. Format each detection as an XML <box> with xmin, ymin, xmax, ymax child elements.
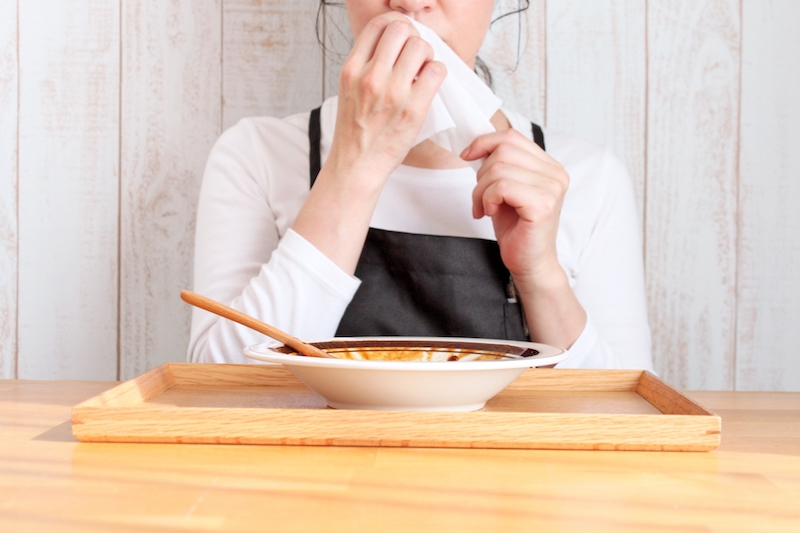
<box><xmin>2</xmin><ymin>0</ymin><xmax>800</xmax><ymax>392</ymax></box>
<box><xmin>2</xmin><ymin>379</ymin><xmax>799</xmax><ymax>532</ymax></box>
<box><xmin>71</xmin><ymin>365</ymin><xmax>720</xmax><ymax>451</ymax></box>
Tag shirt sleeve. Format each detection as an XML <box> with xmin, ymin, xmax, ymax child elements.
<box><xmin>187</xmin><ymin>120</ymin><xmax>361</xmax><ymax>364</ymax></box>
<box><xmin>556</xmin><ymin>147</ymin><xmax>654</xmax><ymax>371</ymax></box>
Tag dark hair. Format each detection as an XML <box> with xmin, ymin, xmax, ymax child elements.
<box><xmin>315</xmin><ymin>1</ymin><xmax>532</xmax><ymax>88</ymax></box>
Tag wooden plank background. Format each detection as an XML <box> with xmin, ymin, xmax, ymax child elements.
<box><xmin>17</xmin><ymin>0</ymin><xmax>120</xmax><ymax>380</ymax></box>
<box><xmin>736</xmin><ymin>0</ymin><xmax>800</xmax><ymax>390</ymax></box>
<box><xmin>646</xmin><ymin>0</ymin><xmax>741</xmax><ymax>390</ymax></box>
<box><xmin>119</xmin><ymin>0</ymin><xmax>222</xmax><ymax>386</ymax></box>
<box><xmin>1</xmin><ymin>0</ymin><xmax>798</xmax><ymax>391</ymax></box>
<box><xmin>0</xmin><ymin>0</ymin><xmax>18</xmax><ymax>379</ymax></box>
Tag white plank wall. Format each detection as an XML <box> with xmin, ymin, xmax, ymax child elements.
<box><xmin>646</xmin><ymin>0</ymin><xmax>741</xmax><ymax>390</ymax></box>
<box><xmin>2</xmin><ymin>0</ymin><xmax>799</xmax><ymax>391</ymax></box>
<box><xmin>0</xmin><ymin>0</ymin><xmax>18</xmax><ymax>379</ymax></box>
<box><xmin>736</xmin><ymin>0</ymin><xmax>800</xmax><ymax>390</ymax></box>
<box><xmin>119</xmin><ymin>0</ymin><xmax>222</xmax><ymax>380</ymax></box>
<box><xmin>546</xmin><ymin>0</ymin><xmax>646</xmax><ymax>218</ymax></box>
<box><xmin>17</xmin><ymin>0</ymin><xmax>120</xmax><ymax>380</ymax></box>
<box><xmin>222</xmin><ymin>0</ymin><xmax>323</xmax><ymax>130</ymax></box>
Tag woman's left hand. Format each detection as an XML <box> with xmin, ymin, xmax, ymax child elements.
<box><xmin>462</xmin><ymin>128</ymin><xmax>586</xmax><ymax>349</ymax></box>
<box><xmin>461</xmin><ymin>128</ymin><xmax>570</xmax><ymax>289</ymax></box>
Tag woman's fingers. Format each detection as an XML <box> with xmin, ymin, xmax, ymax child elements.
<box><xmin>358</xmin><ymin>18</ymin><xmax>440</xmax><ymax>103</ymax></box>
<box><xmin>478</xmin><ymin>174</ymin><xmax>562</xmax><ymax>221</ymax></box>
<box><xmin>469</xmin><ymin>135</ymin><xmax>569</xmax><ymax>220</ymax></box>
<box><xmin>466</xmin><ymin>128</ymin><xmax>569</xmax><ymax>220</ymax></box>
<box><xmin>461</xmin><ymin>128</ymin><xmax>561</xmax><ymax>168</ymax></box>
<box><xmin>474</xmin><ymin>167</ymin><xmax>526</xmax><ymax>218</ymax></box>
<box><xmin>342</xmin><ymin>13</ymin><xmax>441</xmax><ymax>110</ymax></box>
<box><xmin>370</xmin><ymin>19</ymin><xmax>420</xmax><ymax>71</ymax></box>
<box><xmin>473</xmin><ymin>167</ymin><xmax>567</xmax><ymax>219</ymax></box>
<box><xmin>473</xmin><ymin>142</ymin><xmax>545</xmax><ymax>183</ymax></box>
<box><xmin>393</xmin><ymin>34</ymin><xmax>435</xmax><ymax>83</ymax></box>
<box><xmin>347</xmin><ymin>12</ymin><xmax>409</xmax><ymax>66</ymax></box>
<box><xmin>472</xmin><ymin>164</ymin><xmax>556</xmax><ymax>219</ymax></box>
<box><xmin>409</xmin><ymin>59</ymin><xmax>447</xmax><ymax>106</ymax></box>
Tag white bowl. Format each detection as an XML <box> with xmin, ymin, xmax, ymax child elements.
<box><xmin>244</xmin><ymin>337</ymin><xmax>567</xmax><ymax>412</ymax></box>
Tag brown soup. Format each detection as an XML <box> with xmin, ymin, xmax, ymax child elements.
<box><xmin>275</xmin><ymin>340</ymin><xmax>538</xmax><ymax>361</ymax></box>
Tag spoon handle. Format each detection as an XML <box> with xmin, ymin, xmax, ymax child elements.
<box><xmin>180</xmin><ymin>290</ymin><xmax>334</xmax><ymax>359</ymax></box>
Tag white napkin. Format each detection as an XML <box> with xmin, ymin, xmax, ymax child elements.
<box><xmin>407</xmin><ymin>17</ymin><xmax>502</xmax><ymax>170</ymax></box>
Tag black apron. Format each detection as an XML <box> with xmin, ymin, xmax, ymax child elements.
<box><xmin>308</xmin><ymin>107</ymin><xmax>545</xmax><ymax>341</ymax></box>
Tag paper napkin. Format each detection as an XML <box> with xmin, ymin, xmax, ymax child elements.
<box><xmin>407</xmin><ymin>17</ymin><xmax>502</xmax><ymax>170</ymax></box>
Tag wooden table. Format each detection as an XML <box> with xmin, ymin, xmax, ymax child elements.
<box><xmin>1</xmin><ymin>380</ymin><xmax>798</xmax><ymax>532</ymax></box>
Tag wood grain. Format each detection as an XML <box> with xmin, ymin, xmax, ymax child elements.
<box><xmin>17</xmin><ymin>0</ymin><xmax>119</xmax><ymax>380</ymax></box>
<box><xmin>223</xmin><ymin>0</ymin><xmax>323</xmax><ymax>129</ymax></box>
<box><xmin>636</xmin><ymin>371</ymin><xmax>714</xmax><ymax>415</ymax></box>
<box><xmin>546</xmin><ymin>0</ymin><xmax>647</xmax><ymax>220</ymax></box>
<box><xmin>79</xmin><ymin>362</ymin><xmax>174</xmax><ymax>407</ymax></box>
<box><xmin>119</xmin><ymin>0</ymin><xmax>222</xmax><ymax>380</ymax></box>
<box><xmin>687</xmin><ymin>390</ymin><xmax>800</xmax><ymax>454</ymax></box>
<box><xmin>645</xmin><ymin>0</ymin><xmax>741</xmax><ymax>390</ymax></box>
<box><xmin>72</xmin><ymin>364</ymin><xmax>721</xmax><ymax>451</ymax></box>
<box><xmin>736</xmin><ymin>0</ymin><xmax>800</xmax><ymax>391</ymax></box>
<box><xmin>4</xmin><ymin>380</ymin><xmax>800</xmax><ymax>532</ymax></box>
<box><xmin>0</xmin><ymin>0</ymin><xmax>17</xmax><ymax>379</ymax></box>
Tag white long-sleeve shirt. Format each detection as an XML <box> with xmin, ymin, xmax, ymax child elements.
<box><xmin>188</xmin><ymin>96</ymin><xmax>653</xmax><ymax>371</ymax></box>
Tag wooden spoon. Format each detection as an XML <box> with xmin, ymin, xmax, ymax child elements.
<box><xmin>180</xmin><ymin>290</ymin><xmax>335</xmax><ymax>359</ymax></box>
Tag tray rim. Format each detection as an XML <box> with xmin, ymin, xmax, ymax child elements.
<box><xmin>72</xmin><ymin>363</ymin><xmax>721</xmax><ymax>451</ymax></box>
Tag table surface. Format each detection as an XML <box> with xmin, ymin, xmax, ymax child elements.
<box><xmin>1</xmin><ymin>379</ymin><xmax>799</xmax><ymax>533</ymax></box>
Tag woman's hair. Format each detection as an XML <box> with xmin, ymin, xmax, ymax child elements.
<box><xmin>315</xmin><ymin>1</ymin><xmax>532</xmax><ymax>88</ymax></box>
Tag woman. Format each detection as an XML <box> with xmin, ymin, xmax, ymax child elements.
<box><xmin>188</xmin><ymin>0</ymin><xmax>653</xmax><ymax>370</ymax></box>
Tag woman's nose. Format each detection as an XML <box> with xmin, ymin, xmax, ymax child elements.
<box><xmin>388</xmin><ymin>0</ymin><xmax>434</xmax><ymax>16</ymax></box>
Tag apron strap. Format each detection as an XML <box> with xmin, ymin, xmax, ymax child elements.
<box><xmin>308</xmin><ymin>106</ymin><xmax>322</xmax><ymax>187</ymax></box>
<box><xmin>532</xmin><ymin>123</ymin><xmax>545</xmax><ymax>150</ymax></box>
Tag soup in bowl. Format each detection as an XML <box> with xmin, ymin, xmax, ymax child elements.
<box><xmin>272</xmin><ymin>339</ymin><xmax>542</xmax><ymax>362</ymax></box>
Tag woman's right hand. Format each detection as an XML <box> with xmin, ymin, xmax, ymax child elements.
<box><xmin>292</xmin><ymin>13</ymin><xmax>445</xmax><ymax>275</ymax></box>
<box><xmin>327</xmin><ymin>12</ymin><xmax>447</xmax><ymax>190</ymax></box>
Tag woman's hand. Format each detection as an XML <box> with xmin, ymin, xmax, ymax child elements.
<box><xmin>461</xmin><ymin>128</ymin><xmax>587</xmax><ymax>348</ymax></box>
<box><xmin>328</xmin><ymin>12</ymin><xmax>446</xmax><ymax>190</ymax></box>
<box><xmin>293</xmin><ymin>12</ymin><xmax>445</xmax><ymax>275</ymax></box>
<box><xmin>462</xmin><ymin>128</ymin><xmax>569</xmax><ymax>286</ymax></box>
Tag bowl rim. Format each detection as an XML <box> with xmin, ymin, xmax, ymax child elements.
<box><xmin>243</xmin><ymin>336</ymin><xmax>568</xmax><ymax>371</ymax></box>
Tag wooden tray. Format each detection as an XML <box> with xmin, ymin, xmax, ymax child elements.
<box><xmin>72</xmin><ymin>363</ymin><xmax>721</xmax><ymax>451</ymax></box>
